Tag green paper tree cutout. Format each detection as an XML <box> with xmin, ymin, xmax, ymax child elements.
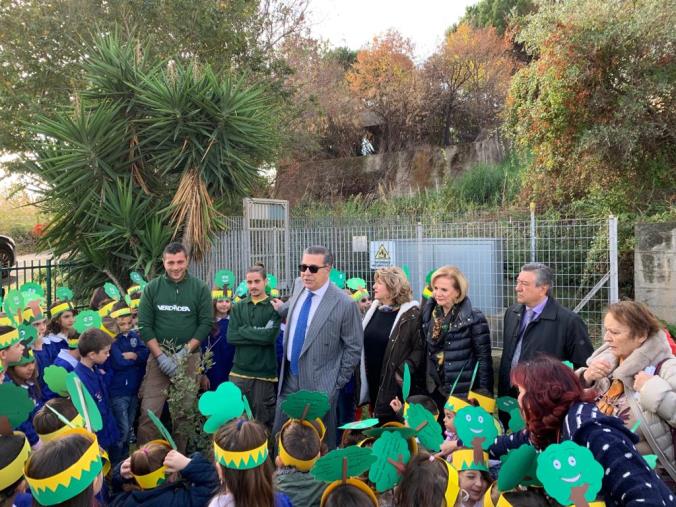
<box><xmin>496</xmin><ymin>396</ymin><xmax>519</xmax><ymax>413</ymax></box>
<box><xmin>213</xmin><ymin>269</ymin><xmax>235</xmax><ymax>289</ymax></box>
<box><xmin>18</xmin><ymin>323</ymin><xmax>38</xmax><ymax>346</ymax></box>
<box><xmin>363</xmin><ymin>427</ymin><xmax>418</xmax><ymax>440</ymax></box>
<box><xmin>402</xmin><ymin>363</ymin><xmax>411</xmax><ymax>402</ymax></box>
<box><xmin>103</xmin><ymin>282</ymin><xmax>121</xmax><ymax>301</ymax></box>
<box><xmin>20</xmin><ymin>282</ymin><xmax>44</xmax><ymax>302</ymax></box>
<box><xmin>267</xmin><ymin>274</ymin><xmax>278</xmax><ymax>289</ymax></box>
<box><xmin>310</xmin><ymin>446</ymin><xmax>376</xmax><ymax>483</ymax></box>
<box><xmin>0</xmin><ymin>383</ymin><xmax>35</xmax><ymax>428</ymax></box>
<box><xmin>346</xmin><ymin>278</ymin><xmax>367</xmax><ymax>291</ymax></box>
<box><xmin>44</xmin><ymin>365</ymin><xmax>70</xmax><ymax>397</ymax></box>
<box><xmin>124</xmin><ymin>294</ymin><xmax>132</xmax><ymax>306</ymax></box>
<box><xmin>507</xmin><ymin>408</ymin><xmax>525</xmax><ymax>433</ymax></box>
<box><xmin>73</xmin><ymin>310</ymin><xmax>103</xmax><ymax>334</ymax></box>
<box><xmin>368</xmin><ymin>430</ymin><xmax>411</xmax><ymax>492</ymax></box>
<box><xmin>536</xmin><ymin>441</ymin><xmax>603</xmax><ymax>507</ymax></box>
<box><xmin>643</xmin><ymin>454</ymin><xmax>657</xmax><ymax>469</ymax></box>
<box><xmin>66</xmin><ymin>372</ymin><xmax>103</xmax><ymax>432</ymax></box>
<box><xmin>242</xmin><ymin>395</ymin><xmax>253</xmax><ymax>419</ymax></box>
<box><xmin>498</xmin><ymin>444</ymin><xmax>541</xmax><ymax>491</ymax></box>
<box><xmin>198</xmin><ymin>381</ymin><xmax>245</xmax><ymax>433</ymax></box>
<box><xmin>455</xmin><ymin>406</ymin><xmax>498</xmax><ymax>465</ymax></box>
<box><xmin>401</xmin><ymin>265</ymin><xmax>411</xmax><ymax>281</ymax></box>
<box><xmin>330</xmin><ymin>269</ymin><xmax>346</xmax><ymax>289</ymax></box>
<box><xmin>55</xmin><ymin>286</ymin><xmax>74</xmax><ymax>301</ymax></box>
<box><xmin>281</xmin><ymin>390</ymin><xmax>330</xmax><ymax>421</ymax></box>
<box><xmin>3</xmin><ymin>289</ymin><xmax>24</xmax><ymax>324</ymax></box>
<box><xmin>130</xmin><ymin>271</ymin><xmax>146</xmax><ymax>285</ymax></box>
<box><xmin>562</xmin><ymin>360</ymin><xmax>574</xmax><ymax>369</ymax></box>
<box><xmin>425</xmin><ymin>269</ymin><xmax>436</xmax><ymax>286</ymax></box>
<box><xmin>340</xmin><ymin>418</ymin><xmax>379</xmax><ymax>430</ymax></box>
<box><xmin>235</xmin><ymin>280</ymin><xmax>248</xmax><ymax>298</ymax></box>
<box><xmin>405</xmin><ymin>403</ymin><xmax>443</xmax><ymax>452</ymax></box>
<box><xmin>147</xmin><ymin>409</ymin><xmax>177</xmax><ymax>449</ymax></box>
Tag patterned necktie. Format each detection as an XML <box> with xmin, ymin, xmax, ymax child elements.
<box><xmin>290</xmin><ymin>291</ymin><xmax>314</xmax><ymax>375</ymax></box>
<box><xmin>511</xmin><ymin>308</ymin><xmax>534</xmax><ymax>370</ymax></box>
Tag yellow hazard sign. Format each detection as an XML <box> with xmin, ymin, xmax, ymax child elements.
<box><xmin>370</xmin><ymin>241</ymin><xmax>396</xmax><ymax>268</ymax></box>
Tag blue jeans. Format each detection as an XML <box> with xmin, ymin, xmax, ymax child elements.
<box><xmin>110</xmin><ymin>395</ymin><xmax>139</xmax><ymax>464</ymax></box>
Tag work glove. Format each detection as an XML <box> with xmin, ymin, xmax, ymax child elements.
<box><xmin>156</xmin><ymin>353</ymin><xmax>178</xmax><ymax>378</ymax></box>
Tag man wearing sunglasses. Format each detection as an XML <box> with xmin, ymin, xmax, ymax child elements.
<box><xmin>271</xmin><ymin>245</ymin><xmax>363</xmax><ymax>449</ymax></box>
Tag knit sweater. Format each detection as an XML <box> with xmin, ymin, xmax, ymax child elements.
<box><xmin>227</xmin><ymin>296</ymin><xmax>281</xmax><ymax>380</ymax></box>
<box><xmin>489</xmin><ymin>402</ymin><xmax>674</xmax><ymax>506</ymax></box>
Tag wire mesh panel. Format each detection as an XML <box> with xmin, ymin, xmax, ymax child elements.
<box><xmin>191</xmin><ymin>214</ymin><xmax>614</xmax><ymax>348</ymax></box>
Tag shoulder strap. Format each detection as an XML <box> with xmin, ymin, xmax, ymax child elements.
<box><xmin>654</xmin><ymin>357</ymin><xmax>670</xmax><ymax>375</ymax></box>
<box><xmin>626</xmin><ymin>393</ymin><xmax>676</xmax><ymax>481</ymax></box>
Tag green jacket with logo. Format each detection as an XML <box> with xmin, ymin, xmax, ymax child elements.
<box><xmin>138</xmin><ymin>273</ymin><xmax>212</xmax><ymax>347</ymax></box>
<box><xmin>227</xmin><ymin>296</ymin><xmax>281</xmax><ymax>380</ymax></box>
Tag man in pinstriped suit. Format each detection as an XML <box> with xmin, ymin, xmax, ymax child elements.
<box><xmin>271</xmin><ymin>245</ymin><xmax>363</xmax><ymax>449</ymax></box>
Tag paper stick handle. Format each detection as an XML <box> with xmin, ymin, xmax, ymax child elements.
<box><xmin>74</xmin><ymin>376</ymin><xmax>92</xmax><ymax>432</ymax></box>
<box><xmin>469</xmin><ymin>361</ymin><xmax>480</xmax><ymax>392</ymax></box>
<box><xmin>45</xmin><ymin>404</ymin><xmax>76</xmax><ymax>428</ymax></box>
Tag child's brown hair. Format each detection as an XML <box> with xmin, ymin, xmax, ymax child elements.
<box><xmin>130</xmin><ymin>442</ymin><xmax>171</xmax><ymax>476</ymax></box>
<box><xmin>78</xmin><ymin>328</ymin><xmax>113</xmax><ymax>357</ymax></box>
<box><xmin>394</xmin><ymin>452</ymin><xmax>447</xmax><ymax>507</ymax></box>
<box><xmin>324</xmin><ymin>484</ymin><xmax>375</xmax><ymax>507</ymax></box>
<box><xmin>280</xmin><ymin>421</ymin><xmax>321</xmax><ymax>462</ymax></box>
<box><xmin>33</xmin><ymin>397</ymin><xmax>79</xmax><ymax>437</ymax></box>
<box><xmin>213</xmin><ymin>418</ymin><xmax>274</xmax><ymax>507</ymax></box>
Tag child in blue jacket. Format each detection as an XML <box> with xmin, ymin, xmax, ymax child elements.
<box><xmin>110</xmin><ymin>441</ymin><xmax>219</xmax><ymax>507</ymax></box>
<box><xmin>109</xmin><ymin>303</ymin><xmax>149</xmax><ymax>464</ymax></box>
<box><xmin>6</xmin><ymin>348</ymin><xmax>45</xmax><ymax>446</ymax></box>
<box><xmin>73</xmin><ymin>327</ymin><xmax>120</xmax><ymax>454</ymax></box>
<box><xmin>200</xmin><ymin>295</ymin><xmax>234</xmax><ymax>391</ymax></box>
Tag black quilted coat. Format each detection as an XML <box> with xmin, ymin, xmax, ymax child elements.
<box><xmin>421</xmin><ymin>296</ymin><xmax>494</xmax><ymax>398</ymax></box>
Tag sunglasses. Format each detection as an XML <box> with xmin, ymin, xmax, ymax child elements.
<box><xmin>299</xmin><ymin>264</ymin><xmax>328</xmax><ymax>273</ymax></box>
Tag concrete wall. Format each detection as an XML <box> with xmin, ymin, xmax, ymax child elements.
<box><xmin>274</xmin><ymin>134</ymin><xmax>505</xmax><ymax>205</ymax></box>
<box><xmin>634</xmin><ymin>222</ymin><xmax>676</xmax><ymax>324</ymax></box>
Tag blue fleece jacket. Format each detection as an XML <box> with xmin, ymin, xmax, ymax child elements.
<box><xmin>73</xmin><ymin>361</ymin><xmax>120</xmax><ymax>451</ymax></box>
<box><xmin>110</xmin><ymin>452</ymin><xmax>219</xmax><ymax>507</ymax></box>
<box><xmin>109</xmin><ymin>330</ymin><xmax>149</xmax><ymax>398</ymax></box>
<box><xmin>42</xmin><ymin>333</ymin><xmax>68</xmax><ymax>364</ymax></box>
<box><xmin>489</xmin><ymin>402</ymin><xmax>674</xmax><ymax>506</ymax></box>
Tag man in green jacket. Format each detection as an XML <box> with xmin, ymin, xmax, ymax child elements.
<box><xmin>228</xmin><ymin>264</ymin><xmax>281</xmax><ymax>430</ymax></box>
<box><xmin>137</xmin><ymin>242</ymin><xmax>212</xmax><ymax>450</ymax></box>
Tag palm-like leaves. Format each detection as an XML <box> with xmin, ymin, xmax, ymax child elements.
<box><xmin>26</xmin><ymin>31</ymin><xmax>279</xmax><ymax>294</ymax></box>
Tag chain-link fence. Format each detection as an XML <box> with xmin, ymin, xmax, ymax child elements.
<box><xmin>192</xmin><ymin>213</ymin><xmax>618</xmax><ymax>348</ymax></box>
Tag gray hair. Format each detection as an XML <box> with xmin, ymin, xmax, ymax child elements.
<box><xmin>303</xmin><ymin>245</ymin><xmax>334</xmax><ymax>266</ymax></box>
<box><xmin>520</xmin><ymin>263</ymin><xmax>553</xmax><ymax>291</ymax></box>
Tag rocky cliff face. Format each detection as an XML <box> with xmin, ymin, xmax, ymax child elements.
<box><xmin>274</xmin><ymin>134</ymin><xmax>505</xmax><ymax>205</ymax></box>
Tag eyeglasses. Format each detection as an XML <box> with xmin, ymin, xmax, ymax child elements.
<box><xmin>299</xmin><ymin>264</ymin><xmax>328</xmax><ymax>273</ymax></box>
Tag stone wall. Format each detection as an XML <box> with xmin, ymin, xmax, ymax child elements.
<box><xmin>274</xmin><ymin>134</ymin><xmax>505</xmax><ymax>205</ymax></box>
<box><xmin>634</xmin><ymin>222</ymin><xmax>676</xmax><ymax>324</ymax></box>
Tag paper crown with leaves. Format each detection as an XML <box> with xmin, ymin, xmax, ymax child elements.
<box><xmin>211</xmin><ymin>288</ymin><xmax>233</xmax><ymax>301</ymax></box>
<box><xmin>8</xmin><ymin>347</ymin><xmax>35</xmax><ymax>367</ymax></box>
<box><xmin>198</xmin><ymin>382</ymin><xmax>267</xmax><ymax>470</ymax></box>
<box><xmin>345</xmin><ymin>277</ymin><xmax>369</xmax><ymax>301</ymax></box>
<box><xmin>0</xmin><ymin>326</ymin><xmax>21</xmax><ymax>350</ymax></box>
<box><xmin>278</xmin><ymin>390</ymin><xmax>330</xmax><ymax>471</ymax></box>
<box><xmin>24</xmin><ymin>428</ymin><xmax>103</xmax><ymax>506</ymax></box>
<box><xmin>0</xmin><ymin>383</ymin><xmax>34</xmax><ymax>492</ymax></box>
<box><xmin>451</xmin><ymin>448</ymin><xmax>489</xmax><ymax>473</ymax></box>
<box><xmin>131</xmin><ymin>410</ymin><xmax>177</xmax><ymax>489</ymax></box>
<box><xmin>311</xmin><ymin>446</ymin><xmax>378</xmax><ymax>507</ymax></box>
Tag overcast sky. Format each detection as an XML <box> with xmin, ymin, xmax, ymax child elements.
<box><xmin>307</xmin><ymin>0</ymin><xmax>479</xmax><ymax>60</ymax></box>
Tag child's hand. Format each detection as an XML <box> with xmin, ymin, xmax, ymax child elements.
<box><xmin>200</xmin><ymin>375</ymin><xmax>211</xmax><ymax>391</ymax></box>
<box><xmin>122</xmin><ymin>352</ymin><xmax>138</xmax><ymax>361</ymax></box>
<box><xmin>163</xmin><ymin>450</ymin><xmax>191</xmax><ymax>473</ymax></box>
<box><xmin>390</xmin><ymin>396</ymin><xmax>403</xmax><ymax>413</ymax></box>
<box><xmin>120</xmin><ymin>458</ymin><xmax>133</xmax><ymax>480</ymax></box>
<box><xmin>439</xmin><ymin>439</ymin><xmax>458</xmax><ymax>456</ymax></box>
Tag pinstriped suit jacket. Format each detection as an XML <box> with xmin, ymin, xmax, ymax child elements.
<box><xmin>277</xmin><ymin>278</ymin><xmax>363</xmax><ymax>397</ymax></box>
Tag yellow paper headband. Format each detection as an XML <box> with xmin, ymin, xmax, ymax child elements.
<box><xmin>0</xmin><ymin>432</ymin><xmax>30</xmax><ymax>490</ymax></box>
<box><xmin>440</xmin><ymin>457</ymin><xmax>460</xmax><ymax>507</ymax></box>
<box><xmin>129</xmin><ymin>299</ymin><xmax>140</xmax><ymax>309</ymax></box>
<box><xmin>0</xmin><ymin>327</ymin><xmax>20</xmax><ymax>350</ymax></box>
<box><xmin>213</xmin><ymin>440</ymin><xmax>268</xmax><ymax>470</ymax></box>
<box><xmin>278</xmin><ymin>420</ymin><xmax>321</xmax><ymax>472</ymax></box>
<box><xmin>98</xmin><ymin>301</ymin><xmax>116</xmax><ymax>318</ymax></box>
<box><xmin>50</xmin><ymin>302</ymin><xmax>74</xmax><ymax>317</ymax></box>
<box><xmin>468</xmin><ymin>391</ymin><xmax>496</xmax><ymax>413</ymax></box>
<box><xmin>110</xmin><ymin>308</ymin><xmax>131</xmax><ymax>319</ymax></box>
<box><xmin>445</xmin><ymin>395</ymin><xmax>471</xmax><ymax>413</ymax></box>
<box><xmin>212</xmin><ymin>289</ymin><xmax>233</xmax><ymax>301</ymax></box>
<box><xmin>451</xmin><ymin>448</ymin><xmax>489</xmax><ymax>472</ymax></box>
<box><xmin>126</xmin><ymin>285</ymin><xmax>141</xmax><ymax>295</ymax></box>
<box><xmin>38</xmin><ymin>414</ymin><xmax>85</xmax><ymax>443</ymax></box>
<box><xmin>131</xmin><ymin>440</ymin><xmax>172</xmax><ymax>489</ymax></box>
<box><xmin>320</xmin><ymin>478</ymin><xmax>378</xmax><ymax>507</ymax></box>
<box><xmin>25</xmin><ymin>428</ymin><xmax>103</xmax><ymax>506</ymax></box>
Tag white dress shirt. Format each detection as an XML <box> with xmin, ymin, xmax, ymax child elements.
<box><xmin>286</xmin><ymin>279</ymin><xmax>331</xmax><ymax>362</ymax></box>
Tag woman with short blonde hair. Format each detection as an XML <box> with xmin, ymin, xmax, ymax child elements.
<box><xmin>358</xmin><ymin>267</ymin><xmax>424</xmax><ymax>422</ymax></box>
<box><xmin>422</xmin><ymin>265</ymin><xmax>493</xmax><ymax>413</ymax></box>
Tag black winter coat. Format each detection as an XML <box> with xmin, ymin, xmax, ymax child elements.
<box><xmin>498</xmin><ymin>297</ymin><xmax>593</xmax><ymax>397</ymax></box>
<box><xmin>421</xmin><ymin>297</ymin><xmax>494</xmax><ymax>398</ymax></box>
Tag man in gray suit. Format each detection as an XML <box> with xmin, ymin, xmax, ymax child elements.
<box><xmin>271</xmin><ymin>245</ymin><xmax>363</xmax><ymax>449</ymax></box>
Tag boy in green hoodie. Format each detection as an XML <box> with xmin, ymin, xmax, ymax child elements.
<box><xmin>227</xmin><ymin>263</ymin><xmax>281</xmax><ymax>430</ymax></box>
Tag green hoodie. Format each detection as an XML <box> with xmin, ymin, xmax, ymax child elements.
<box><xmin>138</xmin><ymin>273</ymin><xmax>212</xmax><ymax>347</ymax></box>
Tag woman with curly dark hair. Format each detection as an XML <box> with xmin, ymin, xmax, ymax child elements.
<box><xmin>489</xmin><ymin>356</ymin><xmax>672</xmax><ymax>506</ymax></box>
